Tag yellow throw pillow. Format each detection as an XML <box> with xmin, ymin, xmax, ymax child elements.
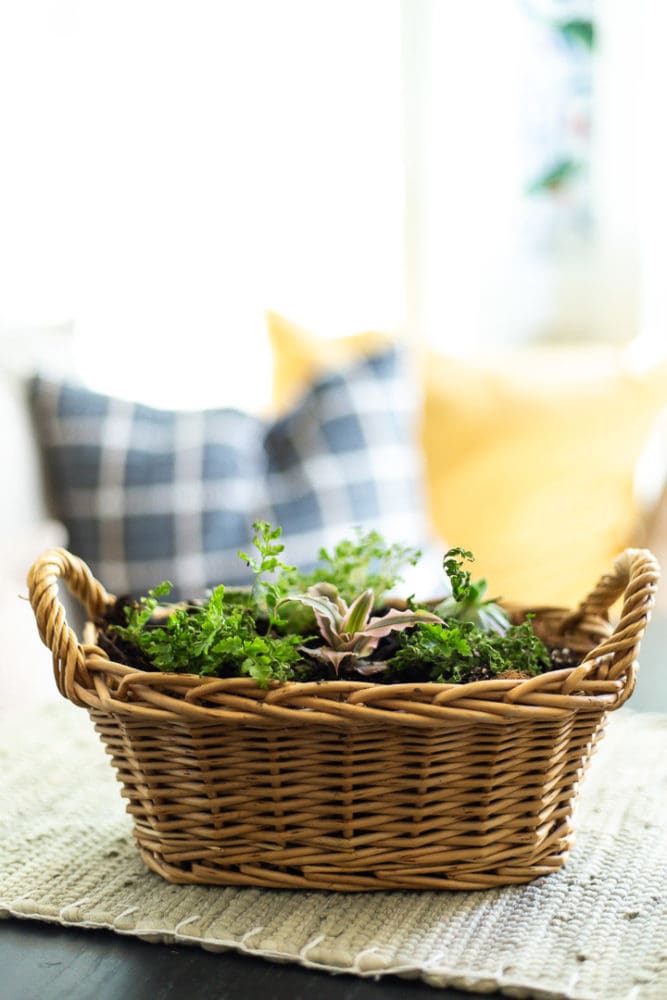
<box><xmin>421</xmin><ymin>350</ymin><xmax>667</xmax><ymax>606</ymax></box>
<box><xmin>267</xmin><ymin>311</ymin><xmax>392</xmax><ymax>412</ymax></box>
<box><xmin>266</xmin><ymin>311</ymin><xmax>667</xmax><ymax>606</ymax></box>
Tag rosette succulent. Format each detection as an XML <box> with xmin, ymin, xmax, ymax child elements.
<box><xmin>279</xmin><ymin>582</ymin><xmax>443</xmax><ymax>676</ymax></box>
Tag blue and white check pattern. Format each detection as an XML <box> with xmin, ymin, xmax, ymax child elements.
<box><xmin>30</xmin><ymin>381</ymin><xmax>265</xmax><ymax>598</ymax></box>
<box><xmin>31</xmin><ymin>348</ymin><xmax>440</xmax><ymax>600</ymax></box>
<box><xmin>264</xmin><ymin>350</ymin><xmax>432</xmax><ymax>575</ymax></box>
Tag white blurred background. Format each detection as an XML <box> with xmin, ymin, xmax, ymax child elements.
<box><xmin>1</xmin><ymin>0</ymin><xmax>666</xmax><ymax>407</ymax></box>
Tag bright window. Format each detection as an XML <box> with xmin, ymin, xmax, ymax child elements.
<box><xmin>1</xmin><ymin>1</ymin><xmax>665</xmax><ymax>407</ymax></box>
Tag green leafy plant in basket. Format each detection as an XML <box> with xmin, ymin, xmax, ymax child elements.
<box><xmin>432</xmin><ymin>547</ymin><xmax>510</xmax><ymax>634</ymax></box>
<box><xmin>101</xmin><ymin>521</ymin><xmax>562</xmax><ymax>687</ymax></box>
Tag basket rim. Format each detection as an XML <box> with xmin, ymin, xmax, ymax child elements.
<box><xmin>28</xmin><ymin>546</ymin><xmax>661</xmax><ymax>727</ymax></box>
<box><xmin>75</xmin><ymin>606</ymin><xmax>618</xmax><ymax>727</ymax></box>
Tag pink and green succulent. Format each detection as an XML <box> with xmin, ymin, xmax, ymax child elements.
<box><xmin>279</xmin><ymin>582</ymin><xmax>444</xmax><ymax>676</ymax></box>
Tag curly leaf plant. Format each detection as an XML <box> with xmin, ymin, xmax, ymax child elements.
<box><xmin>279</xmin><ymin>582</ymin><xmax>443</xmax><ymax>677</ymax></box>
<box><xmin>433</xmin><ymin>547</ymin><xmax>510</xmax><ymax>635</ymax></box>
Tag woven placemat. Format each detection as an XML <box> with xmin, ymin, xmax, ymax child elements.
<box><xmin>1</xmin><ymin>702</ymin><xmax>666</xmax><ymax>1000</ymax></box>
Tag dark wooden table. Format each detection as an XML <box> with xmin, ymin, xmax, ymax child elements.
<box><xmin>3</xmin><ymin>617</ymin><xmax>666</xmax><ymax>1000</ymax></box>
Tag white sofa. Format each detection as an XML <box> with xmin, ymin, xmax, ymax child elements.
<box><xmin>1</xmin><ymin>331</ymin><xmax>74</xmax><ymax>719</ymax></box>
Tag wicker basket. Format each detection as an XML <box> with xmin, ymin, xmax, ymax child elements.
<box><xmin>28</xmin><ymin>547</ymin><xmax>659</xmax><ymax>892</ymax></box>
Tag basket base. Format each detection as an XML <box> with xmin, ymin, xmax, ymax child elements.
<box><xmin>135</xmin><ymin>828</ymin><xmax>575</xmax><ymax>892</ymax></box>
<box><xmin>91</xmin><ymin>706</ymin><xmax>601</xmax><ymax>893</ymax></box>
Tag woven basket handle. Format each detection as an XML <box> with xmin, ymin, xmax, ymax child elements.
<box><xmin>562</xmin><ymin>547</ymin><xmax>660</xmax><ymax>703</ymax></box>
<box><xmin>566</xmin><ymin>548</ymin><xmax>660</xmax><ymax>622</ymax></box>
<box><xmin>27</xmin><ymin>548</ymin><xmax>113</xmax><ymax>705</ymax></box>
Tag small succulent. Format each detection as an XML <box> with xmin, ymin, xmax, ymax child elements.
<box><xmin>279</xmin><ymin>583</ymin><xmax>443</xmax><ymax>676</ymax></box>
<box><xmin>433</xmin><ymin>547</ymin><xmax>510</xmax><ymax>635</ymax></box>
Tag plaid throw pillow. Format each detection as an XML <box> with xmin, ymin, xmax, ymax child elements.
<box><xmin>264</xmin><ymin>350</ymin><xmax>432</xmax><ymax>573</ymax></box>
<box><xmin>30</xmin><ymin>347</ymin><xmax>440</xmax><ymax>600</ymax></box>
<box><xmin>30</xmin><ymin>380</ymin><xmax>265</xmax><ymax>598</ymax></box>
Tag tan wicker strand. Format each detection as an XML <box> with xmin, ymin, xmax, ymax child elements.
<box><xmin>27</xmin><ymin>548</ymin><xmax>112</xmax><ymax>705</ymax></box>
<box><xmin>26</xmin><ymin>547</ymin><xmax>659</xmax><ymax>890</ymax></box>
<box><xmin>570</xmin><ymin>548</ymin><xmax>658</xmax><ymax>633</ymax></box>
<box><xmin>561</xmin><ymin>548</ymin><xmax>659</xmax><ymax>705</ymax></box>
<box><xmin>69</xmin><ymin>657</ymin><xmax>597</xmax><ymax>727</ymax></box>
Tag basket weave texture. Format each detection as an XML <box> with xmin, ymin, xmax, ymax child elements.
<box><xmin>28</xmin><ymin>547</ymin><xmax>659</xmax><ymax>892</ymax></box>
